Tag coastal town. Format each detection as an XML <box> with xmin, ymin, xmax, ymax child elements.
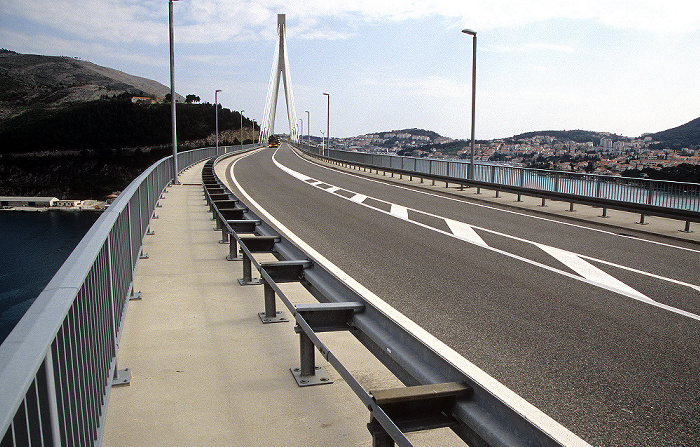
<box><xmin>325</xmin><ymin>129</ymin><xmax>699</xmax><ymax>177</ymax></box>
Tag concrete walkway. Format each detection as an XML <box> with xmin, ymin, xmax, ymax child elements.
<box><xmin>101</xmin><ymin>159</ymin><xmax>459</xmax><ymax>446</ymax></box>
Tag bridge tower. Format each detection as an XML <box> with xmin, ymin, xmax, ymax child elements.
<box><xmin>260</xmin><ymin>14</ymin><xmax>299</xmax><ymax>143</ymax></box>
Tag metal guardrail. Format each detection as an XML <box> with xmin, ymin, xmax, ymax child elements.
<box><xmin>206</xmin><ymin>151</ymin><xmax>591</xmax><ymax>447</ymax></box>
<box><xmin>295</xmin><ymin>144</ymin><xmax>700</xmax><ymax>228</ymax></box>
<box><xmin>0</xmin><ymin>145</ymin><xmax>255</xmax><ymax>446</ymax></box>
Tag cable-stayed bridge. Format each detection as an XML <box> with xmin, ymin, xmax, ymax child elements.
<box><xmin>1</xmin><ymin>13</ymin><xmax>699</xmax><ymax>447</ymax></box>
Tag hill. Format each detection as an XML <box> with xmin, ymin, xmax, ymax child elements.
<box><xmin>647</xmin><ymin>117</ymin><xmax>700</xmax><ymax>150</ymax></box>
<box><xmin>0</xmin><ymin>49</ymin><xmax>181</xmax><ymax>122</ymax></box>
<box><xmin>509</xmin><ymin>129</ymin><xmax>624</xmax><ymax>144</ymax></box>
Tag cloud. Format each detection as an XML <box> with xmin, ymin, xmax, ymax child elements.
<box><xmin>3</xmin><ymin>0</ymin><xmax>698</xmax><ymax>52</ymax></box>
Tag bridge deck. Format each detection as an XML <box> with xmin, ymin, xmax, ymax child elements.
<box><xmin>101</xmin><ymin>159</ymin><xmax>458</xmax><ymax>446</ymax></box>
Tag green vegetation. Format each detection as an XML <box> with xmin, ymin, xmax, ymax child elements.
<box><xmin>647</xmin><ymin>117</ymin><xmax>700</xmax><ymax>150</ymax></box>
<box><xmin>0</xmin><ymin>93</ymin><xmax>253</xmax><ymax>154</ymax></box>
<box><xmin>0</xmin><ymin>93</ymin><xmax>257</xmax><ymax>198</ymax></box>
<box><xmin>621</xmin><ymin>163</ymin><xmax>700</xmax><ymax>183</ymax></box>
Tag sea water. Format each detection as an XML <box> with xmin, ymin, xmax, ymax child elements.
<box><xmin>0</xmin><ymin>211</ymin><xmax>98</xmax><ymax>345</ymax></box>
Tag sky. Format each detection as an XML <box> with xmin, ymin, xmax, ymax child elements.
<box><xmin>1</xmin><ymin>0</ymin><xmax>699</xmax><ymax>140</ymax></box>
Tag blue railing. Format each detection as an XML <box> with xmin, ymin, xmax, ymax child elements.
<box><xmin>0</xmin><ymin>145</ymin><xmax>252</xmax><ymax>446</ymax></box>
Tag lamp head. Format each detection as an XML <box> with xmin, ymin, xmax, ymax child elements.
<box><xmin>462</xmin><ymin>29</ymin><xmax>476</xmax><ymax>36</ymax></box>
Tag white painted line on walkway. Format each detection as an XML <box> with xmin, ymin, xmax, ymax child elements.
<box><xmin>325</xmin><ymin>186</ymin><xmax>341</xmax><ymax>193</ymax></box>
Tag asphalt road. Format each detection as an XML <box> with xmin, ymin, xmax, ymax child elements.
<box><xmin>223</xmin><ymin>144</ymin><xmax>700</xmax><ymax>447</ymax></box>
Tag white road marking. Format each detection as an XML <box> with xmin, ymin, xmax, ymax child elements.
<box><xmin>350</xmin><ymin>193</ymin><xmax>367</xmax><ymax>203</ymax></box>
<box><xmin>227</xmin><ymin>150</ymin><xmax>592</xmax><ymax>447</ymax></box>
<box><xmin>287</xmin><ymin>146</ymin><xmax>700</xmax><ymax>255</ymax></box>
<box><xmin>536</xmin><ymin>244</ymin><xmax>652</xmax><ymax>303</ymax></box>
<box><xmin>445</xmin><ymin>218</ymin><xmax>489</xmax><ymax>248</ymax></box>
<box><xmin>271</xmin><ymin>147</ymin><xmax>700</xmax><ymax>321</ymax></box>
<box><xmin>325</xmin><ymin>186</ymin><xmax>341</xmax><ymax>193</ymax></box>
<box><xmin>390</xmin><ymin>204</ymin><xmax>409</xmax><ymax>220</ymax></box>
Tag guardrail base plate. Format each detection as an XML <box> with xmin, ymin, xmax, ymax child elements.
<box><xmin>258</xmin><ymin>311</ymin><xmax>289</xmax><ymax>324</ymax></box>
<box><xmin>238</xmin><ymin>278</ymin><xmax>263</xmax><ymax>286</ymax></box>
<box><xmin>290</xmin><ymin>366</ymin><xmax>333</xmax><ymax>387</ymax></box>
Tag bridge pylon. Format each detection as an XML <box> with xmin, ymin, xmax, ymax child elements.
<box><xmin>260</xmin><ymin>14</ymin><xmax>298</xmax><ymax>144</ymax></box>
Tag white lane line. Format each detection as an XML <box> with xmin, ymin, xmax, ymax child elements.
<box><xmin>536</xmin><ymin>244</ymin><xmax>652</xmax><ymax>303</ymax></box>
<box><xmin>350</xmin><ymin>193</ymin><xmax>367</xmax><ymax>204</ymax></box>
<box><xmin>287</xmin><ymin>146</ymin><xmax>700</xmax><ymax>255</ymax></box>
<box><xmin>228</xmin><ymin>150</ymin><xmax>592</xmax><ymax>447</ymax></box>
<box><xmin>445</xmin><ymin>218</ymin><xmax>489</xmax><ymax>248</ymax></box>
<box><xmin>325</xmin><ymin>186</ymin><xmax>341</xmax><ymax>193</ymax></box>
<box><xmin>390</xmin><ymin>204</ymin><xmax>409</xmax><ymax>220</ymax></box>
<box><xmin>272</xmin><ymin>149</ymin><xmax>700</xmax><ymax>321</ymax></box>
<box><xmin>308</xmin><ymin>180</ymin><xmax>325</xmax><ymax>186</ymax></box>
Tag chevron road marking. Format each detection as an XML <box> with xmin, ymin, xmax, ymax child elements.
<box><xmin>271</xmin><ymin>148</ymin><xmax>700</xmax><ymax>322</ymax></box>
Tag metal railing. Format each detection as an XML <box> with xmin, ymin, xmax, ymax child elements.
<box><xmin>0</xmin><ymin>145</ymin><xmax>255</xmax><ymax>446</ymax></box>
<box><xmin>204</xmin><ymin>151</ymin><xmax>591</xmax><ymax>447</ymax></box>
<box><xmin>296</xmin><ymin>144</ymin><xmax>700</xmax><ymax>226</ymax></box>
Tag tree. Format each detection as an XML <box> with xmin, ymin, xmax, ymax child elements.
<box><xmin>185</xmin><ymin>94</ymin><xmax>201</xmax><ymax>104</ymax></box>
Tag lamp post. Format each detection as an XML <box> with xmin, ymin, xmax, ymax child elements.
<box><xmin>320</xmin><ymin>130</ymin><xmax>325</xmax><ymax>155</ymax></box>
<box><xmin>240</xmin><ymin>110</ymin><xmax>245</xmax><ymax>150</ymax></box>
<box><xmin>215</xmin><ymin>89</ymin><xmax>222</xmax><ymax>154</ymax></box>
<box><xmin>322</xmin><ymin>93</ymin><xmax>329</xmax><ymax>156</ymax></box>
<box><xmin>462</xmin><ymin>28</ymin><xmax>477</xmax><ymax>180</ymax></box>
<box><xmin>299</xmin><ymin>119</ymin><xmax>303</xmax><ymax>146</ymax></box>
<box><xmin>305</xmin><ymin>110</ymin><xmax>309</xmax><ymax>147</ymax></box>
<box><xmin>168</xmin><ymin>0</ymin><xmax>179</xmax><ymax>184</ymax></box>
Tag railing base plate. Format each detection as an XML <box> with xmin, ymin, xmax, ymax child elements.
<box><xmin>258</xmin><ymin>311</ymin><xmax>289</xmax><ymax>324</ymax></box>
<box><xmin>290</xmin><ymin>366</ymin><xmax>333</xmax><ymax>387</ymax></box>
<box><xmin>238</xmin><ymin>278</ymin><xmax>263</xmax><ymax>286</ymax></box>
<box><xmin>112</xmin><ymin>368</ymin><xmax>131</xmax><ymax>387</ymax></box>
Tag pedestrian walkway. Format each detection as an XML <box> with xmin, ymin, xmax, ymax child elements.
<box><xmin>101</xmin><ymin>158</ymin><xmax>459</xmax><ymax>446</ymax></box>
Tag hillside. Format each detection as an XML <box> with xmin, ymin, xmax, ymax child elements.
<box><xmin>647</xmin><ymin>117</ymin><xmax>700</xmax><ymax>150</ymax></box>
<box><xmin>0</xmin><ymin>49</ymin><xmax>182</xmax><ymax>122</ymax></box>
<box><xmin>509</xmin><ymin>129</ymin><xmax>624</xmax><ymax>143</ymax></box>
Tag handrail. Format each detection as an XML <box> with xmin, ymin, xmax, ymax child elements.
<box><xmin>294</xmin><ymin>144</ymin><xmax>700</xmax><ymax>226</ymax></box>
<box><xmin>208</xmin><ymin>150</ymin><xmax>591</xmax><ymax>446</ymax></box>
<box><xmin>0</xmin><ymin>145</ymin><xmax>255</xmax><ymax>446</ymax></box>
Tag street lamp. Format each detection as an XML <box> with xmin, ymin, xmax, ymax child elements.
<box><xmin>215</xmin><ymin>89</ymin><xmax>222</xmax><ymax>154</ymax></box>
<box><xmin>320</xmin><ymin>130</ymin><xmax>325</xmax><ymax>155</ymax></box>
<box><xmin>462</xmin><ymin>28</ymin><xmax>477</xmax><ymax>180</ymax></box>
<box><xmin>240</xmin><ymin>110</ymin><xmax>245</xmax><ymax>151</ymax></box>
<box><xmin>322</xmin><ymin>93</ymin><xmax>329</xmax><ymax>156</ymax></box>
<box><xmin>299</xmin><ymin>119</ymin><xmax>303</xmax><ymax>146</ymax></box>
<box><xmin>168</xmin><ymin>0</ymin><xmax>179</xmax><ymax>184</ymax></box>
<box><xmin>305</xmin><ymin>110</ymin><xmax>309</xmax><ymax>147</ymax></box>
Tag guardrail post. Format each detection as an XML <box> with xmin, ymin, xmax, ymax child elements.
<box><xmin>684</xmin><ymin>221</ymin><xmax>691</xmax><ymax>232</ymax></box>
<box><xmin>238</xmin><ymin>252</ymin><xmax>260</xmax><ymax>285</ymax></box>
<box><xmin>259</xmin><ymin>279</ymin><xmax>287</xmax><ymax>323</ymax></box>
<box><xmin>219</xmin><ymin>227</ymin><xmax>229</xmax><ymax>244</ymax></box>
<box><xmin>227</xmin><ymin>236</ymin><xmax>241</xmax><ymax>260</ymax></box>
<box><xmin>601</xmin><ymin>207</ymin><xmax>608</xmax><ymax>218</ymax></box>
